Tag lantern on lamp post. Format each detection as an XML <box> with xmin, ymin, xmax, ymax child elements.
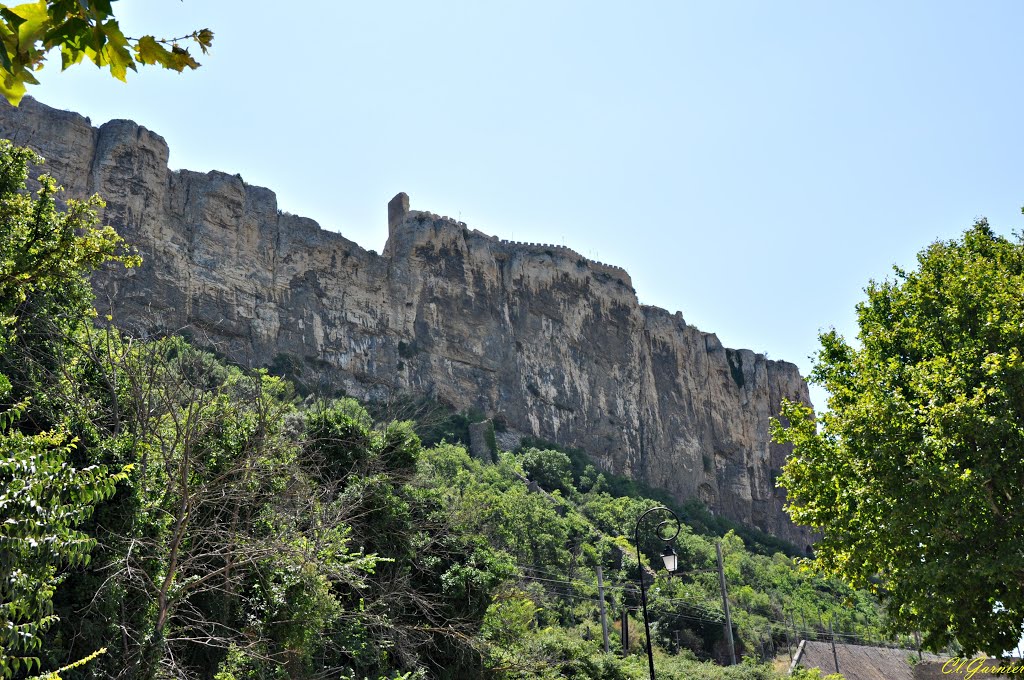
<box><xmin>633</xmin><ymin>506</ymin><xmax>681</xmax><ymax>680</ymax></box>
<box><xmin>661</xmin><ymin>543</ymin><xmax>678</xmax><ymax>573</ymax></box>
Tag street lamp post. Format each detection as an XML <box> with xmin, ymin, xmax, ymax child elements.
<box><xmin>633</xmin><ymin>506</ymin><xmax>681</xmax><ymax>680</ymax></box>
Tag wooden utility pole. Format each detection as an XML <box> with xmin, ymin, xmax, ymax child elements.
<box><xmin>716</xmin><ymin>541</ymin><xmax>737</xmax><ymax>665</ymax></box>
<box><xmin>829</xmin><ymin>620</ymin><xmax>840</xmax><ymax>675</ymax></box>
<box><xmin>597</xmin><ymin>566</ymin><xmax>610</xmax><ymax>653</ymax></box>
<box><xmin>784</xmin><ymin>617</ymin><xmax>793</xmax><ymax>661</ymax></box>
<box><xmin>622</xmin><ymin>609</ymin><xmax>630</xmax><ymax>654</ymax></box>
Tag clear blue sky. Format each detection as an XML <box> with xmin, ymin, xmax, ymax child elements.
<box><xmin>26</xmin><ymin>1</ymin><xmax>1024</xmax><ymax>410</ymax></box>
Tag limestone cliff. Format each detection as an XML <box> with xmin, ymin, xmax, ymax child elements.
<box><xmin>0</xmin><ymin>98</ymin><xmax>813</xmax><ymax>546</ymax></box>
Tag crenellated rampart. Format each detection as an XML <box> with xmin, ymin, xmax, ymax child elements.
<box><xmin>401</xmin><ymin>207</ymin><xmax>631</xmax><ymax>286</ymax></box>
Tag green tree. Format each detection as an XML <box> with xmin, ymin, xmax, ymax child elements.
<box><xmin>0</xmin><ymin>395</ymin><xmax>126</xmax><ymax>677</ymax></box>
<box><xmin>772</xmin><ymin>221</ymin><xmax>1024</xmax><ymax>654</ymax></box>
<box><xmin>0</xmin><ymin>140</ymin><xmax>135</xmax><ymax>346</ymax></box>
<box><xmin>0</xmin><ymin>140</ymin><xmax>134</xmax><ymax>676</ymax></box>
<box><xmin>520</xmin><ymin>447</ymin><xmax>574</xmax><ymax>494</ymax></box>
<box><xmin>0</xmin><ymin>0</ymin><xmax>213</xmax><ymax>105</ymax></box>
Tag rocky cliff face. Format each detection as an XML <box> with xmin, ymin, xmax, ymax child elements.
<box><xmin>0</xmin><ymin>97</ymin><xmax>812</xmax><ymax>546</ymax></box>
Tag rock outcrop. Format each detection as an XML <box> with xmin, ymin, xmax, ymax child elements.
<box><xmin>0</xmin><ymin>98</ymin><xmax>813</xmax><ymax>546</ymax></box>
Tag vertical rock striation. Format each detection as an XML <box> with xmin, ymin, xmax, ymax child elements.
<box><xmin>0</xmin><ymin>98</ymin><xmax>812</xmax><ymax>546</ymax></box>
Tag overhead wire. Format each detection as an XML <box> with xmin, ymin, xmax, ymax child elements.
<box><xmin>493</xmin><ymin>465</ymin><xmax>901</xmax><ymax>650</ymax></box>
<box><xmin>515</xmin><ymin>568</ymin><xmax>899</xmax><ymax>648</ymax></box>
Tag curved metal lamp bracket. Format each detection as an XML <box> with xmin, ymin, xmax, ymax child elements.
<box><xmin>633</xmin><ymin>505</ymin><xmax>681</xmax><ymax>679</ymax></box>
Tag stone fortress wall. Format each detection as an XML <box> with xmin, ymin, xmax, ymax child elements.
<box><xmin>398</xmin><ymin>205</ymin><xmax>632</xmax><ymax>283</ymax></box>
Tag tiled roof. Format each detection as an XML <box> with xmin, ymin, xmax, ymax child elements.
<box><xmin>791</xmin><ymin>640</ymin><xmax>946</xmax><ymax>680</ymax></box>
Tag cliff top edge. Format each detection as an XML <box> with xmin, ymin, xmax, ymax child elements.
<box><xmin>4</xmin><ymin>96</ymin><xmax>801</xmax><ymax>374</ymax></box>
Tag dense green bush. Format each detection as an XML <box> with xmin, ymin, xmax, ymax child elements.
<box><xmin>520</xmin><ymin>447</ymin><xmax>575</xmax><ymax>493</ymax></box>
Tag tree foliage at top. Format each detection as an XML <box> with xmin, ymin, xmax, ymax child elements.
<box><xmin>772</xmin><ymin>220</ymin><xmax>1024</xmax><ymax>655</ymax></box>
<box><xmin>0</xmin><ymin>0</ymin><xmax>213</xmax><ymax>105</ymax></box>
